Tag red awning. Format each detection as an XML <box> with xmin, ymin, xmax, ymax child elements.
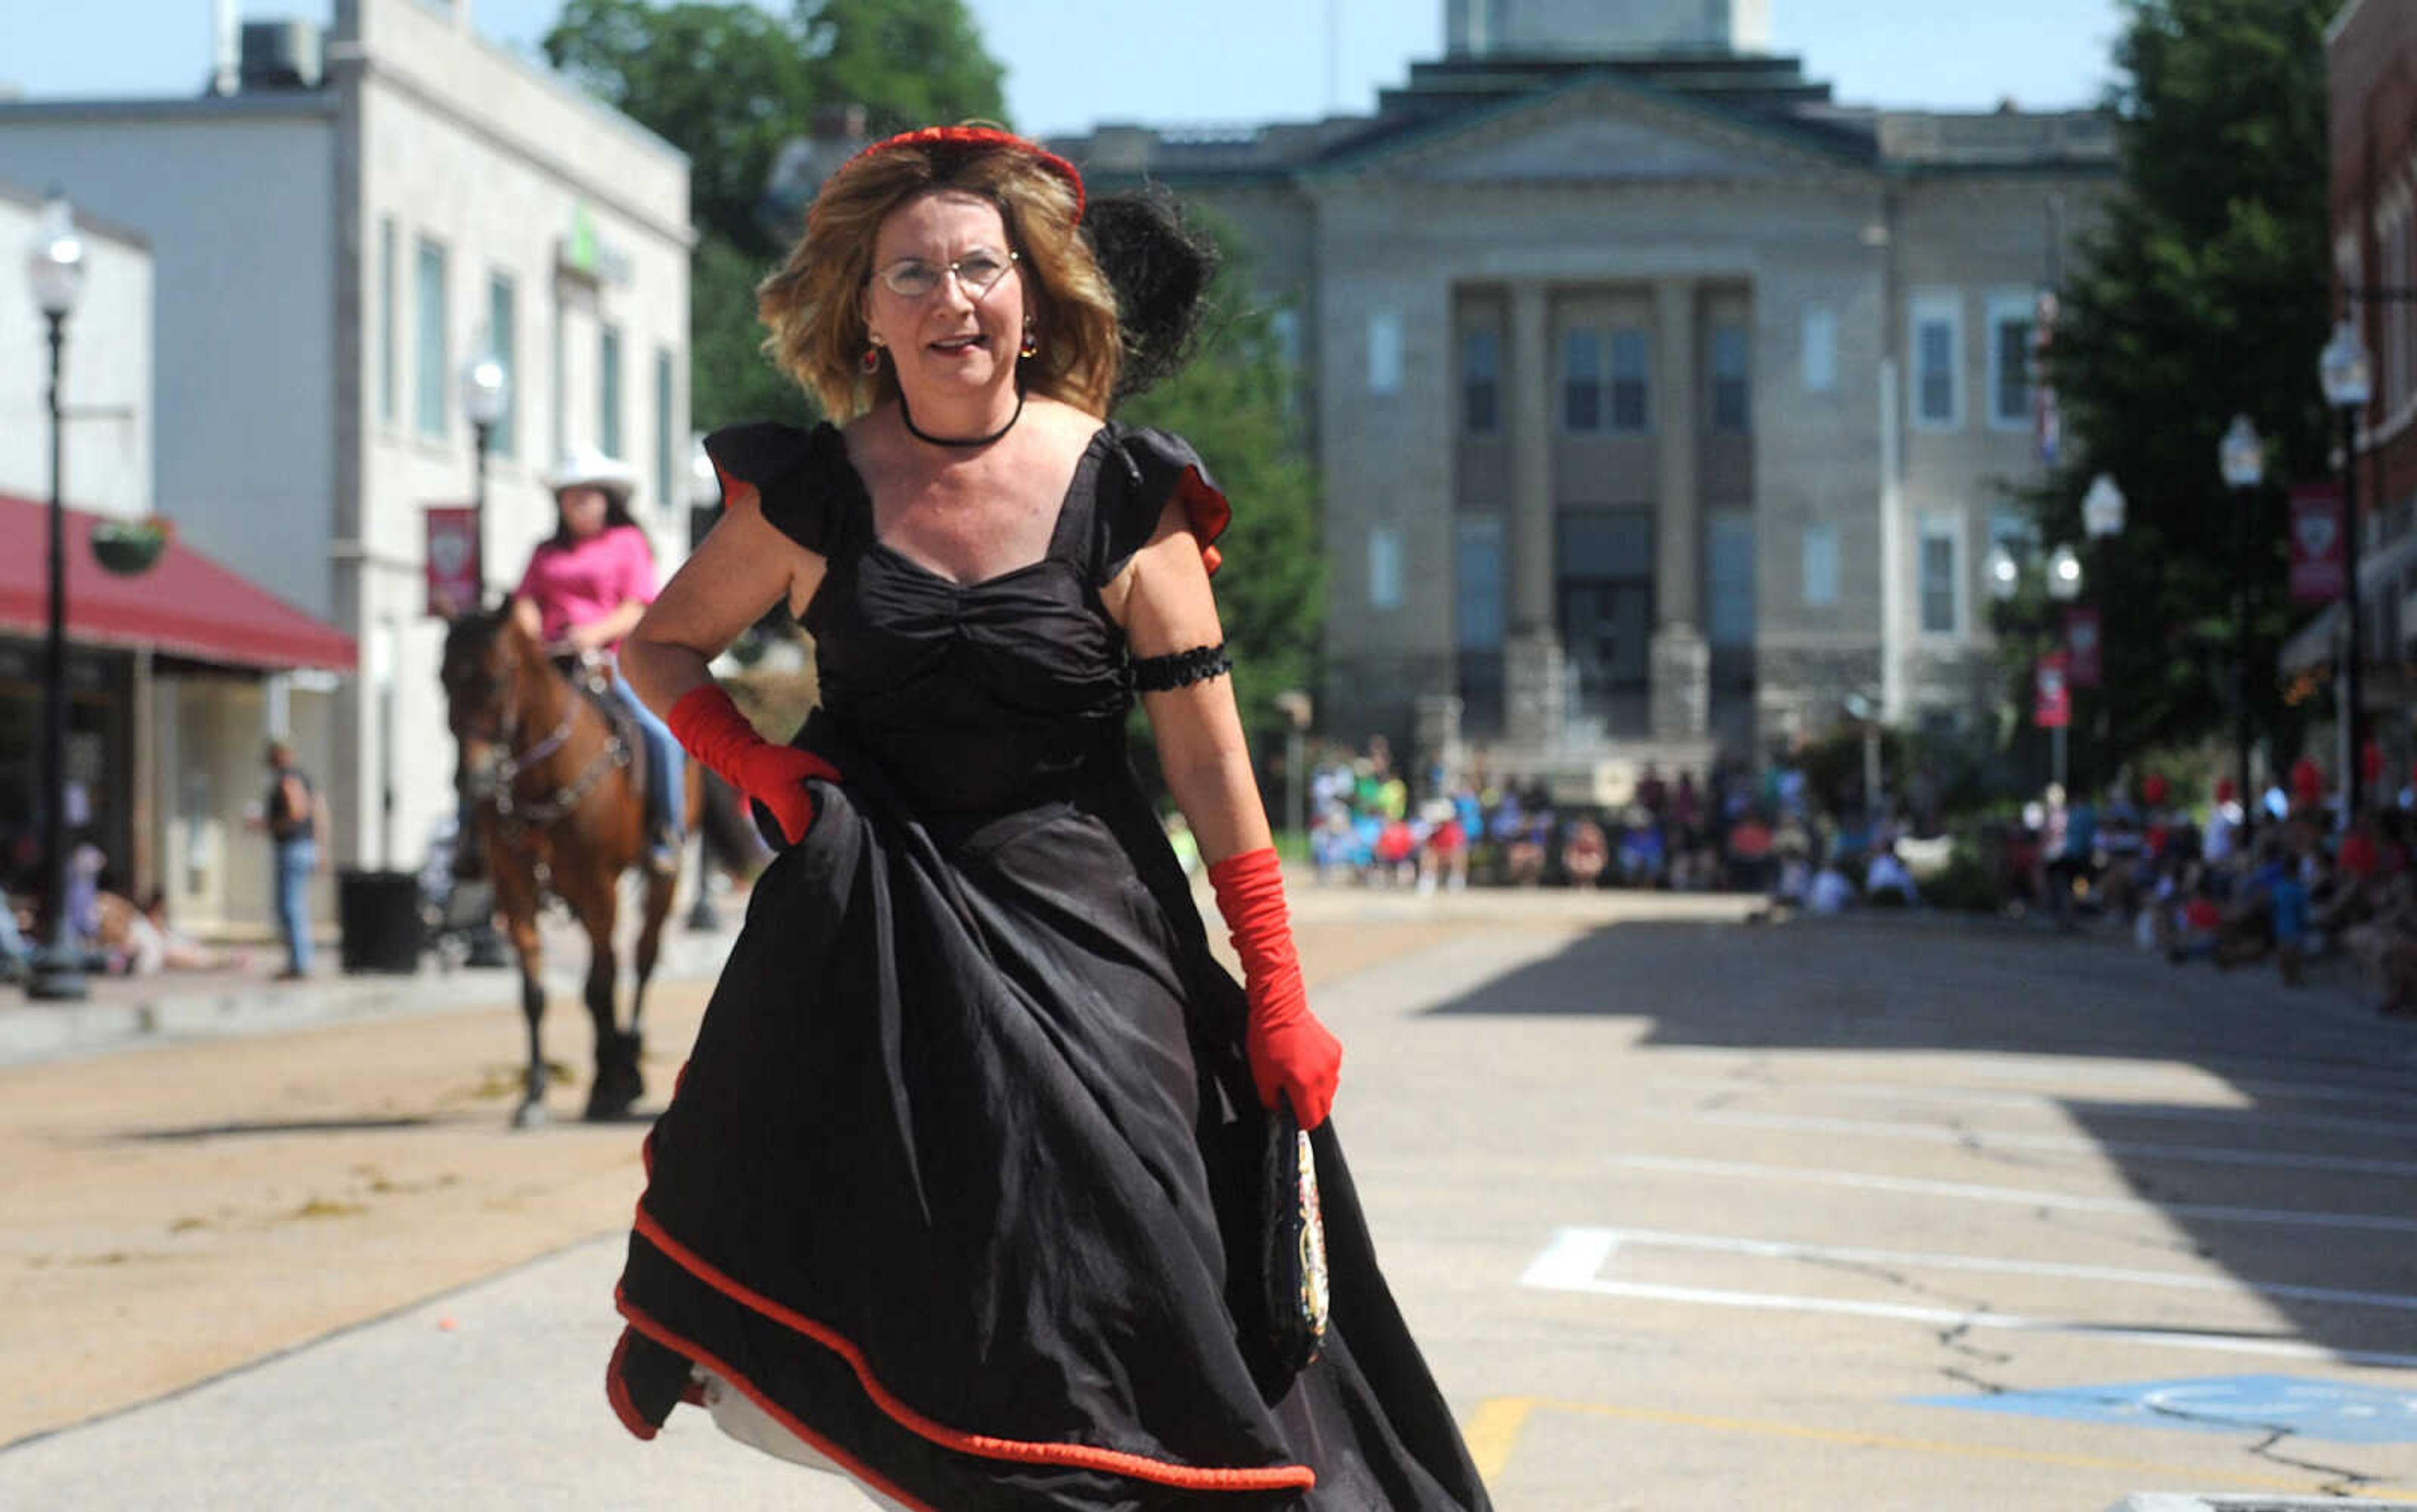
<box><xmin>0</xmin><ymin>493</ymin><xmax>356</xmax><ymax>672</ymax></box>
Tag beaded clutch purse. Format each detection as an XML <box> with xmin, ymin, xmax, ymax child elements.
<box><xmin>1260</xmin><ymin>1092</ymin><xmax>1331</xmax><ymax>1375</ymax></box>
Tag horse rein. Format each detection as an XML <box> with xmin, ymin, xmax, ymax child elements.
<box><xmin>479</xmin><ymin>649</ymin><xmax>631</xmax><ymax>833</ymax></box>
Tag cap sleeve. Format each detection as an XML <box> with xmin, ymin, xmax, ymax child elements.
<box><xmin>1096</xmin><ymin>425</ymin><xmax>1232</xmax><ymax>585</ymax></box>
<box><xmin>700</xmin><ymin>420</ymin><xmax>848</xmax><ymax>557</ymax></box>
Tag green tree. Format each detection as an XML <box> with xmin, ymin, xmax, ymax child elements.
<box><xmin>2028</xmin><ymin>0</ymin><xmax>2333</xmax><ymax>771</ymax></box>
<box><xmin>1121</xmin><ymin>273</ymin><xmax>1326</xmax><ymax>744</ymax></box>
<box><xmin>543</xmin><ymin>0</ymin><xmax>1006</xmax><ymax>430</ymax></box>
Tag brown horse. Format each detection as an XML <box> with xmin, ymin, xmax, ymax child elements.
<box><xmin>440</xmin><ymin>607</ymin><xmax>675</xmax><ymax>1127</ymax></box>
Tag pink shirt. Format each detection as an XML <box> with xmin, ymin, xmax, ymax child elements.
<box><xmin>516</xmin><ymin>524</ymin><xmax>657</xmax><ymax>650</ymax></box>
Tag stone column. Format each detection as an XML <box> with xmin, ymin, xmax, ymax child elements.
<box><xmin>1505</xmin><ymin>280</ymin><xmax>1564</xmax><ymax>748</ymax></box>
<box><xmin>1651</xmin><ymin>277</ymin><xmax>1710</xmax><ymax>742</ymax></box>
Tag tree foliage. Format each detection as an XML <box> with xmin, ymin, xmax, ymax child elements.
<box><xmin>1120</xmin><ymin>266</ymin><xmax>1326</xmax><ymax>742</ymax></box>
<box><xmin>543</xmin><ymin>0</ymin><xmax>1006</xmax><ymax>430</ymax></box>
<box><xmin>2029</xmin><ymin>0</ymin><xmax>2333</xmax><ymax>770</ymax></box>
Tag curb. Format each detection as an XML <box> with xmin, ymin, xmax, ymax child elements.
<box><xmin>2106</xmin><ymin>1498</ymin><xmax>2411</xmax><ymax>1511</ymax></box>
<box><xmin>0</xmin><ymin>922</ymin><xmax>738</xmax><ymax>1069</ymax></box>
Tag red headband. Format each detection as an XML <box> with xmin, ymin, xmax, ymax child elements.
<box><xmin>828</xmin><ymin>125</ymin><xmax>1086</xmax><ymax>220</ymax></box>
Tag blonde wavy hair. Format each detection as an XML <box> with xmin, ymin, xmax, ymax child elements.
<box><xmin>758</xmin><ymin>132</ymin><xmax>1122</xmax><ymax>420</ymax></box>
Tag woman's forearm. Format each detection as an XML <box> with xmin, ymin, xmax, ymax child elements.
<box><xmin>619</xmin><ymin>635</ymin><xmax>716</xmax><ymax>722</ymax></box>
<box><xmin>1161</xmin><ymin>745</ymin><xmax>1274</xmax><ymax>867</ymax></box>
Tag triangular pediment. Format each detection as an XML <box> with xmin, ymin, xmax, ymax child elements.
<box><xmin>1324</xmin><ymin>73</ymin><xmax>1870</xmax><ymax>186</ymax></box>
<box><xmin>1421</xmin><ymin>113</ymin><xmax>1786</xmax><ymax>181</ymax></box>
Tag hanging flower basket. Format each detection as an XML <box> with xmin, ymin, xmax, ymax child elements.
<box><xmin>91</xmin><ymin>516</ymin><xmax>176</xmax><ymax>576</ymax></box>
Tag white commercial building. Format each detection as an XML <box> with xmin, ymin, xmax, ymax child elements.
<box><xmin>0</xmin><ymin>0</ymin><xmax>694</xmax><ymax>895</ymax></box>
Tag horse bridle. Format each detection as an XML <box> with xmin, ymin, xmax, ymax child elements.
<box><xmin>471</xmin><ymin>645</ymin><xmax>630</xmax><ymax>832</ymax></box>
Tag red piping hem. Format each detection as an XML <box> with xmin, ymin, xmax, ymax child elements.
<box><xmin>617</xmin><ymin>1294</ymin><xmax>939</xmax><ymax>1512</ymax></box>
<box><xmin>627</xmin><ymin>1204</ymin><xmax>1316</xmax><ymax>1492</ymax></box>
<box><xmin>604</xmin><ymin>1326</ymin><xmax>658</xmax><ymax>1441</ymax></box>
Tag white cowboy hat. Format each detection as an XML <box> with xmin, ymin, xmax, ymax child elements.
<box><xmin>544</xmin><ymin>446</ymin><xmax>639</xmax><ymax>505</ymax></box>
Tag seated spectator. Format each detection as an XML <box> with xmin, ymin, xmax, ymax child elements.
<box><xmin>1865</xmin><ymin>844</ymin><xmax>1918</xmax><ymax>906</ymax></box>
<box><xmin>1563</xmin><ymin>816</ymin><xmax>1609</xmax><ymax>890</ymax></box>
<box><xmin>1418</xmin><ymin>799</ymin><xmax>1469</xmax><ymax>894</ymax></box>
<box><xmin>1806</xmin><ymin>862</ymin><xmax>1857</xmax><ymax>915</ymax></box>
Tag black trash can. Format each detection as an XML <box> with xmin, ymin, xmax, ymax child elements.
<box><xmin>339</xmin><ymin>869</ymin><xmax>423</xmax><ymax>974</ymax></box>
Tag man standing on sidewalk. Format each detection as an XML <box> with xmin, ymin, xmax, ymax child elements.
<box><xmin>251</xmin><ymin>741</ymin><xmax>325</xmax><ymax>980</ymax></box>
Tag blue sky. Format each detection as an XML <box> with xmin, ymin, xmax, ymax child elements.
<box><xmin>9</xmin><ymin>1</ymin><xmax>2123</xmax><ymax>135</ymax></box>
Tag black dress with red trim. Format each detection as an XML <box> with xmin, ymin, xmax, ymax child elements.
<box><xmin>608</xmin><ymin>419</ymin><xmax>1492</xmax><ymax>1512</ymax></box>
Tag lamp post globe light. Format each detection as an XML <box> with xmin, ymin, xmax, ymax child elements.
<box><xmin>2320</xmin><ymin>320</ymin><xmax>2375</xmax><ymax>819</ymax></box>
<box><xmin>2046</xmin><ymin>544</ymin><xmax>2084</xmax><ymax>602</ymax></box>
<box><xmin>2083</xmin><ymin>473</ymin><xmax>2126</xmax><ymax>540</ymax></box>
<box><xmin>1985</xmin><ymin>543</ymin><xmax>2021</xmax><ymax>603</ymax></box>
<box><xmin>24</xmin><ymin>192</ymin><xmax>88</xmax><ymax>1000</ymax></box>
<box><xmin>2217</xmin><ymin>414</ymin><xmax>2265</xmax><ymax>841</ymax></box>
<box><xmin>460</xmin><ymin>350</ymin><xmax>509</xmax><ymax>610</ymax></box>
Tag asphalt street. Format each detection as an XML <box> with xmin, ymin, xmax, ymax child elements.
<box><xmin>3</xmin><ymin>891</ymin><xmax>2414</xmax><ymax>1511</ymax></box>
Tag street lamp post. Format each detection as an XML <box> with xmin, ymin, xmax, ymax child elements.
<box><xmin>24</xmin><ymin>193</ymin><xmax>87</xmax><ymax>1001</ymax></box>
<box><xmin>2046</xmin><ymin>543</ymin><xmax>2083</xmax><ymax>794</ymax></box>
<box><xmin>2219</xmin><ymin>415</ymin><xmax>2265</xmax><ymax>843</ymax></box>
<box><xmin>2320</xmin><ymin>321</ymin><xmax>2374</xmax><ymax>820</ymax></box>
<box><xmin>460</xmin><ymin>350</ymin><xmax>508</xmax><ymax>608</ymax></box>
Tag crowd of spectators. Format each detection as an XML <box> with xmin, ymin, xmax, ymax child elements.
<box><xmin>1298</xmin><ymin>736</ymin><xmax>1913</xmax><ymax>901</ymax></box>
<box><xmin>2015</xmin><ymin>759</ymin><xmax>2417</xmax><ymax>1016</ymax></box>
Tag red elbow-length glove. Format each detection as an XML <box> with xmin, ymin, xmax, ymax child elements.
<box><xmin>666</xmin><ymin>684</ymin><xmax>839</xmax><ymax>845</ymax></box>
<box><xmin>1208</xmin><ymin>846</ymin><xmax>1342</xmax><ymax>1129</ymax></box>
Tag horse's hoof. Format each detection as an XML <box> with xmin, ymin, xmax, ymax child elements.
<box><xmin>512</xmin><ymin>1100</ymin><xmax>549</xmax><ymax>1130</ymax></box>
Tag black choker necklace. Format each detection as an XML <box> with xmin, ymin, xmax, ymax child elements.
<box><xmin>899</xmin><ymin>389</ymin><xmax>1025</xmax><ymax>448</ymax></box>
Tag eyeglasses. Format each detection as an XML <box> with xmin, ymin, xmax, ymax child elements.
<box><xmin>870</xmin><ymin>249</ymin><xmax>1019</xmax><ymax>300</ymax></box>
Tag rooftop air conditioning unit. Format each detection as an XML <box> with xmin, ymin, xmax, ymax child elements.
<box><xmin>240</xmin><ymin>20</ymin><xmax>324</xmax><ymax>92</ymax></box>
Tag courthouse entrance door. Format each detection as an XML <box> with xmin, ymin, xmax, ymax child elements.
<box><xmin>1557</xmin><ymin>509</ymin><xmax>1654</xmax><ymax>738</ymax></box>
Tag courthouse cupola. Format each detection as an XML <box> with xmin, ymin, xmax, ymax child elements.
<box><xmin>1445</xmin><ymin>0</ymin><xmax>1772</xmax><ymax>57</ymax></box>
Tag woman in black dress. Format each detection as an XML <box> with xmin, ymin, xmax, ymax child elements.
<box><xmin>606</xmin><ymin>125</ymin><xmax>1492</xmax><ymax>1512</ymax></box>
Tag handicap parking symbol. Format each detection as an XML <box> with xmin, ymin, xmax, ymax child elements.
<box><xmin>1909</xmin><ymin>1374</ymin><xmax>2417</xmax><ymax>1445</ymax></box>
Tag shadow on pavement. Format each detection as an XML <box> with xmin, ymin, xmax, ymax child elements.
<box><xmin>1424</xmin><ymin>915</ymin><xmax>2417</xmax><ymax>1365</ymax></box>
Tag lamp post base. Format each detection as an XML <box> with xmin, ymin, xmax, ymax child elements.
<box><xmin>26</xmin><ymin>944</ymin><xmax>89</xmax><ymax>1001</ymax></box>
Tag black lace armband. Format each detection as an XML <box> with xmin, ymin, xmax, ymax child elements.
<box><xmin>1130</xmin><ymin>641</ymin><xmax>1233</xmax><ymax>693</ymax></box>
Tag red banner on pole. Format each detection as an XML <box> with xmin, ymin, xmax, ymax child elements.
<box><xmin>2062</xmin><ymin>605</ymin><xmax>2102</xmax><ymax>688</ymax></box>
<box><xmin>425</xmin><ymin>505</ymin><xmax>482</xmax><ymax>619</ymax></box>
<box><xmin>2034</xmin><ymin>651</ymin><xmax>2071</xmax><ymax>729</ymax></box>
<box><xmin>2290</xmin><ymin>483</ymin><xmax>2346</xmax><ymax>605</ymax></box>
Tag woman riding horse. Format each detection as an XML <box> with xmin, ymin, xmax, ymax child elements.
<box><xmin>512</xmin><ymin>448</ymin><xmax>685</xmax><ymax>875</ymax></box>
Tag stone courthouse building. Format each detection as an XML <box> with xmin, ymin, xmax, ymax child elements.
<box><xmin>1054</xmin><ymin>0</ymin><xmax>2115</xmax><ymax>790</ymax></box>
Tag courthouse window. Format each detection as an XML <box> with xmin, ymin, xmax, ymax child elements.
<box><xmin>1709</xmin><ymin>322</ymin><xmax>1749</xmax><ymax>432</ymax></box>
<box><xmin>1912</xmin><ymin>291</ymin><xmax>1962</xmax><ymax>431</ymax></box>
<box><xmin>1368</xmin><ymin>309</ymin><xmax>1402</xmax><ymax>395</ymax></box>
<box><xmin>1563</xmin><ymin>329</ymin><xmax>1603</xmax><ymax>432</ymax></box>
<box><xmin>1609</xmin><ymin>328</ymin><xmax>1650</xmax><ymax>432</ymax></box>
<box><xmin>1456</xmin><ymin>517</ymin><xmax>1505</xmax><ymax>650</ymax></box>
<box><xmin>1461</xmin><ymin>328</ymin><xmax>1500</xmax><ymax>434</ymax></box>
<box><xmin>1801</xmin><ymin>303</ymin><xmax>1837</xmax><ymax>393</ymax></box>
<box><xmin>1368</xmin><ymin>524</ymin><xmax>1404</xmax><ymax>610</ymax></box>
<box><xmin>1801</xmin><ymin>522</ymin><xmax>1839</xmax><ymax>607</ymax></box>
<box><xmin>1706</xmin><ymin>511</ymin><xmax>1755</xmax><ymax>646</ymax></box>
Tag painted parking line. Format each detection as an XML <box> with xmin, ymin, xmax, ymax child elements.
<box><xmin>1695</xmin><ymin>1110</ymin><xmax>2417</xmax><ymax>1178</ymax></box>
<box><xmin>1536</xmin><ymin>1224</ymin><xmax>2417</xmax><ymax>1312</ymax></box>
<box><xmin>1663</xmin><ymin>1075</ymin><xmax>2417</xmax><ymax>1139</ymax></box>
<box><xmin>1614</xmin><ymin>1154</ymin><xmax>2417</xmax><ymax>1234</ymax></box>
<box><xmin>1461</xmin><ymin>1394</ymin><xmax>2417</xmax><ymax>1500</ymax></box>
<box><xmin>1521</xmin><ymin>1229</ymin><xmax>2417</xmax><ymax>1370</ymax></box>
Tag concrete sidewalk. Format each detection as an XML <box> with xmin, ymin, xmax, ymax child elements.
<box><xmin>0</xmin><ymin>906</ymin><xmax>745</xmax><ymax>1069</ymax></box>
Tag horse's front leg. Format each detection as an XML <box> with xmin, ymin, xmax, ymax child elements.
<box><xmin>493</xmin><ymin>858</ymin><xmax>549</xmax><ymax>1130</ymax></box>
<box><xmin>578</xmin><ymin>884</ymin><xmax>640</xmax><ymax>1121</ymax></box>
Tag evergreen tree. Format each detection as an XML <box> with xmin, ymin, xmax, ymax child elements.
<box><xmin>2029</xmin><ymin>0</ymin><xmax>2333</xmax><ymax>770</ymax></box>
